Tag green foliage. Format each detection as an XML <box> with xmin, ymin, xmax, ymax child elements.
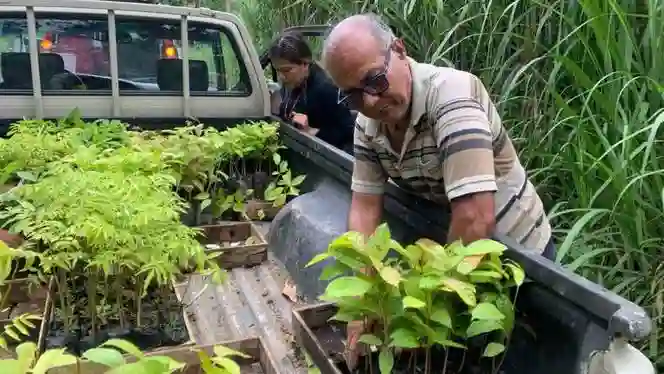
<box><xmin>0</xmin><ymin>111</ymin><xmax>295</xmax><ymax>352</ymax></box>
<box><xmin>0</xmin><ymin>338</ymin><xmax>251</xmax><ymax>374</ymax></box>
<box><xmin>308</xmin><ymin>224</ymin><xmax>525</xmax><ymax>373</ymax></box>
<box><xmin>263</xmin><ymin>152</ymin><xmax>306</xmax><ymax>208</ymax></box>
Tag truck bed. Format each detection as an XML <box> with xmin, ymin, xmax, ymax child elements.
<box><xmin>173</xmin><ymin>222</ymin><xmax>309</xmax><ymax>374</ymax></box>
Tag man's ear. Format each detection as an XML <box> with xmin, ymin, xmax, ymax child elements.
<box><xmin>393</xmin><ymin>38</ymin><xmax>407</xmax><ymax>58</ymax></box>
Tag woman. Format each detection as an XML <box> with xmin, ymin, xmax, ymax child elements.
<box><xmin>268</xmin><ymin>32</ymin><xmax>355</xmax><ymax>153</ymax></box>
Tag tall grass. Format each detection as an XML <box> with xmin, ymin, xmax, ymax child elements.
<box><xmin>239</xmin><ymin>0</ymin><xmax>664</xmax><ymax>367</ymax></box>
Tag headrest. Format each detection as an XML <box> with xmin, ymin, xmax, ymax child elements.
<box><xmin>39</xmin><ymin>53</ymin><xmax>65</xmax><ymax>77</ymax></box>
<box><xmin>0</xmin><ymin>52</ymin><xmax>66</xmax><ymax>90</ymax></box>
<box><xmin>157</xmin><ymin>59</ymin><xmax>209</xmax><ymax>92</ymax></box>
<box><xmin>1</xmin><ymin>52</ymin><xmax>32</xmax><ymax>89</ymax></box>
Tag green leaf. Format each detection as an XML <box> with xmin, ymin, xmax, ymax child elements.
<box><xmin>82</xmin><ymin>348</ymin><xmax>126</xmax><ymax>368</ymax></box>
<box><xmin>15</xmin><ymin>342</ymin><xmax>36</xmax><ymax>372</ymax></box>
<box><xmin>357</xmin><ymin>334</ymin><xmax>382</xmax><ymax>346</ymax></box>
<box><xmin>101</xmin><ymin>339</ymin><xmax>145</xmax><ymax>359</ymax></box>
<box><xmin>419</xmin><ymin>275</ymin><xmax>442</xmax><ymax>289</ymax></box>
<box><xmin>144</xmin><ymin>356</ymin><xmax>186</xmax><ymax>372</ymax></box>
<box><xmin>321</xmin><ymin>276</ymin><xmax>372</xmax><ymax>299</ymax></box>
<box><xmin>466</xmin><ymin>319</ymin><xmax>504</xmax><ymax>338</ymax></box>
<box><xmin>328</xmin><ymin>312</ymin><xmax>359</xmax><ymax>322</ymax></box>
<box><xmin>319</xmin><ymin>263</ymin><xmax>348</xmax><ymax>280</ymax></box>
<box><xmin>389</xmin><ymin>328</ymin><xmax>420</xmax><ymax>348</ymax></box>
<box><xmin>32</xmin><ymin>349</ymin><xmax>78</xmax><ymax>374</ymax></box>
<box><xmin>194</xmin><ymin>192</ymin><xmax>210</xmax><ymax>200</ymax></box>
<box><xmin>213</xmin><ymin>356</ymin><xmax>242</xmax><ymax>374</ymax></box>
<box><xmin>505</xmin><ymin>262</ymin><xmax>525</xmax><ymax>286</ymax></box>
<box><xmin>471</xmin><ymin>303</ymin><xmax>505</xmax><ymax>321</ymax></box>
<box><xmin>305</xmin><ymin>253</ymin><xmax>330</xmax><ymax>268</ymax></box>
<box><xmin>107</xmin><ymin>360</ymin><xmax>166</xmax><ymax>374</ymax></box>
<box><xmin>434</xmin><ymin>339</ymin><xmax>466</xmax><ymax>349</ymax></box>
<box><xmin>213</xmin><ymin>345</ymin><xmax>250</xmax><ymax>359</ymax></box>
<box><xmin>440</xmin><ymin>277</ymin><xmax>477</xmax><ymax>306</ymax></box>
<box><xmin>402</xmin><ymin>296</ymin><xmax>425</xmax><ymax>309</ymax></box>
<box><xmin>291</xmin><ymin>174</ymin><xmax>306</xmax><ymax>186</ymax></box>
<box><xmin>379</xmin><ymin>266</ymin><xmax>402</xmax><ymax>287</ymax></box>
<box><xmin>456</xmin><ymin>254</ymin><xmax>485</xmax><ymax>275</ymax></box>
<box><xmin>378</xmin><ymin>348</ymin><xmax>394</xmax><ymax>374</ymax></box>
<box><xmin>430</xmin><ymin>308</ymin><xmax>452</xmax><ymax>329</ymax></box>
<box><xmin>458</xmin><ymin>239</ymin><xmax>506</xmax><ymax>256</ymax></box>
<box><xmin>483</xmin><ymin>342</ymin><xmax>506</xmax><ymax>357</ymax></box>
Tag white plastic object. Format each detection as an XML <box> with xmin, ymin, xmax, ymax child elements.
<box><xmin>587</xmin><ymin>338</ymin><xmax>655</xmax><ymax>374</ymax></box>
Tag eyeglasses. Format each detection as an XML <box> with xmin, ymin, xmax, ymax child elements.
<box><xmin>337</xmin><ymin>45</ymin><xmax>393</xmax><ymax>109</ymax></box>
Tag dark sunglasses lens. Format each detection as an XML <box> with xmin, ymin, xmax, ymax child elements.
<box><xmin>364</xmin><ymin>73</ymin><xmax>389</xmax><ymax>95</ymax></box>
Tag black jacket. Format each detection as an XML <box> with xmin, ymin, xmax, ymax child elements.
<box><xmin>278</xmin><ymin>64</ymin><xmax>355</xmax><ymax>151</ymax></box>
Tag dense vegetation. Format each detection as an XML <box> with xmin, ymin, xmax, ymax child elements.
<box><xmin>229</xmin><ymin>0</ymin><xmax>664</xmax><ymax>367</ymax></box>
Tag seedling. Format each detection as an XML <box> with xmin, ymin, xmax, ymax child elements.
<box><xmin>307</xmin><ymin>224</ymin><xmax>525</xmax><ymax>374</ymax></box>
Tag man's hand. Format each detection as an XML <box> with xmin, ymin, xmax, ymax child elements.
<box><xmin>345</xmin><ymin>320</ymin><xmax>367</xmax><ymax>370</ymax></box>
<box><xmin>447</xmin><ymin>191</ymin><xmax>496</xmax><ymax>244</ymax></box>
<box><xmin>345</xmin><ymin>192</ymin><xmax>383</xmax><ymax>370</ymax></box>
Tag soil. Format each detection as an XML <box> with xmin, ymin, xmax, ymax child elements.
<box><xmin>45</xmin><ymin>274</ymin><xmax>188</xmax><ymax>355</ymax></box>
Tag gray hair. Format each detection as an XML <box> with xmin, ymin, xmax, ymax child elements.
<box><xmin>322</xmin><ymin>13</ymin><xmax>396</xmax><ymax>63</ymax></box>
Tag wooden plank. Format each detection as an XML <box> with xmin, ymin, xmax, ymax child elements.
<box><xmin>0</xmin><ymin>278</ymin><xmax>49</xmax><ymax>359</ymax></box>
<box><xmin>49</xmin><ymin>337</ymin><xmax>281</xmax><ymax>374</ymax></box>
<box><xmin>199</xmin><ymin>219</ymin><xmax>268</xmax><ymax>269</ymax></box>
<box><xmin>292</xmin><ymin>303</ymin><xmax>344</xmax><ymax>374</ymax></box>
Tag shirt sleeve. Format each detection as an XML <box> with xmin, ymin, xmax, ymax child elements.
<box><xmin>431</xmin><ymin>72</ymin><xmax>498</xmax><ymax>201</ymax></box>
<box><xmin>351</xmin><ymin>117</ymin><xmax>387</xmax><ymax>195</ymax></box>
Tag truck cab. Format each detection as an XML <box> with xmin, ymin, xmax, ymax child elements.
<box><xmin>0</xmin><ymin>1</ymin><xmax>655</xmax><ymax>374</ymax></box>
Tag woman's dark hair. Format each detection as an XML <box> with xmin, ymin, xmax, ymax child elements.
<box><xmin>268</xmin><ymin>32</ymin><xmax>313</xmax><ymax>64</ymax></box>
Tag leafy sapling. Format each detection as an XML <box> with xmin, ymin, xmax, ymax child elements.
<box><xmin>307</xmin><ymin>224</ymin><xmax>407</xmax><ymax>374</ymax></box>
<box><xmin>309</xmin><ymin>225</ymin><xmax>526</xmax><ymax>374</ymax></box>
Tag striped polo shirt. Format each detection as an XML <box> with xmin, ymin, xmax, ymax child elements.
<box><xmin>352</xmin><ymin>59</ymin><xmax>551</xmax><ymax>254</ymax></box>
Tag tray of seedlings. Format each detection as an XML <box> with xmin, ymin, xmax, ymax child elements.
<box><xmin>0</xmin><ymin>115</ymin><xmax>234</xmax><ymax>358</ymax></box>
<box><xmin>293</xmin><ymin>224</ymin><xmax>527</xmax><ymax>374</ymax></box>
<box><xmin>169</xmin><ymin>122</ymin><xmax>304</xmax><ymax>269</ymax></box>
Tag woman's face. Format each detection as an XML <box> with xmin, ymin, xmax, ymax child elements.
<box><xmin>273</xmin><ymin>59</ymin><xmax>309</xmax><ymax>89</ymax></box>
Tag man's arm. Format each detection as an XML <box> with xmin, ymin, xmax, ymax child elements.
<box><xmin>349</xmin><ymin>119</ymin><xmax>388</xmax><ymax>267</ymax></box>
<box><xmin>348</xmin><ymin>192</ymin><xmax>382</xmax><ymax>238</ymax></box>
<box><xmin>433</xmin><ymin>75</ymin><xmax>498</xmax><ymax>245</ymax></box>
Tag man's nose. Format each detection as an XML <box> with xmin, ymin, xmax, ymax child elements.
<box><xmin>362</xmin><ymin>92</ymin><xmax>380</xmax><ymax>108</ymax></box>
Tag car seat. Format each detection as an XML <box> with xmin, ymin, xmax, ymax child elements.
<box><xmin>156</xmin><ymin>59</ymin><xmax>209</xmax><ymax>92</ymax></box>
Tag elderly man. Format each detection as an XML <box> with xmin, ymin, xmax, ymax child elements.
<box><xmin>321</xmin><ymin>13</ymin><xmax>555</xmax><ymax>368</ymax></box>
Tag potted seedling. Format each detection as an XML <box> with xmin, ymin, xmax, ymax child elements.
<box><xmin>246</xmin><ymin>152</ymin><xmax>305</xmax><ymax>221</ymax></box>
<box><xmin>295</xmin><ymin>224</ymin><xmax>525</xmax><ymax>374</ymax></box>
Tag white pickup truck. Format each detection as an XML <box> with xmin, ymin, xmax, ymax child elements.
<box><xmin>0</xmin><ymin>1</ymin><xmax>654</xmax><ymax>373</ymax></box>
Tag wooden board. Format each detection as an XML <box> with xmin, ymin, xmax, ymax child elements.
<box><xmin>292</xmin><ymin>302</ymin><xmax>347</xmax><ymax>374</ymax></box>
<box><xmin>50</xmin><ymin>337</ymin><xmax>281</xmax><ymax>374</ymax></box>
<box><xmin>246</xmin><ymin>199</ymin><xmax>281</xmax><ymax>221</ymax></box>
<box><xmin>197</xmin><ymin>219</ymin><xmax>268</xmax><ymax>269</ymax></box>
<box><xmin>0</xmin><ymin>278</ymin><xmax>50</xmax><ymax>358</ymax></box>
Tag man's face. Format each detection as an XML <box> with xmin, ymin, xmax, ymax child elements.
<box><xmin>273</xmin><ymin>59</ymin><xmax>309</xmax><ymax>89</ymax></box>
<box><xmin>326</xmin><ymin>37</ymin><xmax>411</xmax><ymax>124</ymax></box>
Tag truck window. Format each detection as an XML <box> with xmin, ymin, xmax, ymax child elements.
<box><xmin>0</xmin><ymin>13</ymin><xmax>250</xmax><ymax>96</ymax></box>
